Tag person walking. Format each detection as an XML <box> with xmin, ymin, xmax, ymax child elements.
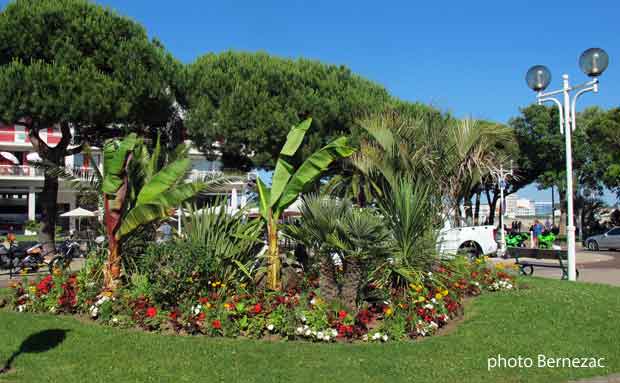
<box><xmin>532</xmin><ymin>220</ymin><xmax>543</xmax><ymax>248</ymax></box>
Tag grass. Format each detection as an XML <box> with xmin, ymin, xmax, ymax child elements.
<box><xmin>0</xmin><ymin>278</ymin><xmax>619</xmax><ymax>382</ymax></box>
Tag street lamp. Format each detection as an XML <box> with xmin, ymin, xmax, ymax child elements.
<box><xmin>525</xmin><ymin>48</ymin><xmax>609</xmax><ymax>281</ymax></box>
<box><xmin>490</xmin><ymin>162</ymin><xmax>514</xmax><ymax>257</ymax></box>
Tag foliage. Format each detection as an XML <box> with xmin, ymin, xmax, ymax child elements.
<box><xmin>101</xmin><ymin>133</ymin><xmax>206</xmax><ymax>289</ymax></box>
<box><xmin>183</xmin><ymin>51</ymin><xmax>390</xmax><ymax>168</ymax></box>
<box><xmin>256</xmin><ymin>118</ymin><xmax>355</xmax><ymax>290</ymax></box>
<box><xmin>183</xmin><ymin>201</ymin><xmax>263</xmax><ymax>286</ymax></box>
<box><xmin>0</xmin><ymin>0</ymin><xmax>181</xmax><ymax>247</ymax></box>
<box><xmin>284</xmin><ymin>195</ymin><xmax>390</xmax><ymax>308</ymax></box>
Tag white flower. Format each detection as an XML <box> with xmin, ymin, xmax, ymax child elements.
<box><xmin>424</xmin><ymin>303</ymin><xmax>434</xmax><ymax>310</ymax></box>
<box><xmin>430</xmin><ymin>321</ymin><xmax>438</xmax><ymax>329</ymax></box>
<box><xmin>49</xmin><ymin>306</ymin><xmax>57</xmax><ymax>314</ymax></box>
<box><xmin>111</xmin><ymin>317</ymin><xmax>119</xmax><ymax>324</ymax></box>
<box><xmin>311</xmin><ymin>330</ymin><xmax>317</xmax><ymax>337</ymax></box>
<box><xmin>427</xmin><ymin>272</ymin><xmax>433</xmax><ymax>277</ymax></box>
<box><xmin>324</xmin><ymin>335</ymin><xmax>330</xmax><ymax>342</ymax></box>
<box><xmin>267</xmin><ymin>324</ymin><xmax>275</xmax><ymax>331</ymax></box>
<box><xmin>431</xmin><ymin>298</ymin><xmax>437</xmax><ymax>304</ymax></box>
<box><xmin>310</xmin><ymin>298</ymin><xmax>316</xmax><ymax>306</ymax></box>
<box><xmin>362</xmin><ymin>334</ymin><xmax>369</xmax><ymax>341</ymax></box>
<box><xmin>305</xmin><ymin>329</ymin><xmax>312</xmax><ymax>336</ymax></box>
<box><xmin>381</xmin><ymin>334</ymin><xmax>388</xmax><ymax>342</ymax></box>
<box><xmin>90</xmin><ymin>307</ymin><xmax>98</xmax><ymax>318</ymax></box>
<box><xmin>372</xmin><ymin>332</ymin><xmax>381</xmax><ymax>340</ymax></box>
<box><xmin>300</xmin><ymin>316</ymin><xmax>307</xmax><ymax>323</ymax></box>
<box><xmin>331</xmin><ymin>329</ymin><xmax>338</xmax><ymax>337</ymax></box>
<box><xmin>17</xmin><ymin>305</ymin><xmax>25</xmax><ymax>312</ymax></box>
<box><xmin>296</xmin><ymin>327</ymin><xmax>304</xmax><ymax>334</ymax></box>
<box><xmin>317</xmin><ymin>331</ymin><xmax>324</xmax><ymax>340</ymax></box>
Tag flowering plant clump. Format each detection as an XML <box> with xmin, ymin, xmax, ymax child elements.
<box><xmin>7</xmin><ymin>256</ymin><xmax>517</xmax><ymax>342</ymax></box>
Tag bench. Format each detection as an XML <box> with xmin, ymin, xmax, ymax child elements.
<box><xmin>507</xmin><ymin>247</ymin><xmax>579</xmax><ymax>280</ymax></box>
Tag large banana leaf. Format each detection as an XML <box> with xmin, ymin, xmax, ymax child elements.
<box><xmin>269</xmin><ymin>118</ymin><xmax>312</xmax><ymax>206</ymax></box>
<box><xmin>102</xmin><ymin>133</ymin><xmax>137</xmax><ymax>194</ymax></box>
<box><xmin>136</xmin><ymin>158</ymin><xmax>191</xmax><ymax>205</ymax></box>
<box><xmin>256</xmin><ymin>177</ymin><xmax>271</xmax><ymax>221</ymax></box>
<box><xmin>150</xmin><ymin>182</ymin><xmax>206</xmax><ymax>208</ymax></box>
<box><xmin>276</xmin><ymin>136</ymin><xmax>355</xmax><ymax>215</ymax></box>
<box><xmin>116</xmin><ymin>203</ymin><xmax>169</xmax><ymax>239</ymax></box>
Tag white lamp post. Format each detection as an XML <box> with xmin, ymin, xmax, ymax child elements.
<box><xmin>525</xmin><ymin>48</ymin><xmax>609</xmax><ymax>281</ymax></box>
<box><xmin>491</xmin><ymin>162</ymin><xmax>514</xmax><ymax>257</ymax></box>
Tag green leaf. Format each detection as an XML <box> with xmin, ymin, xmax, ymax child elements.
<box><xmin>136</xmin><ymin>158</ymin><xmax>191</xmax><ymax>205</ymax></box>
<box><xmin>102</xmin><ymin>134</ymin><xmax>136</xmax><ymax>194</ymax></box>
<box><xmin>150</xmin><ymin>182</ymin><xmax>205</xmax><ymax>208</ymax></box>
<box><xmin>256</xmin><ymin>177</ymin><xmax>271</xmax><ymax>221</ymax></box>
<box><xmin>269</xmin><ymin>158</ymin><xmax>294</xmax><ymax>206</ymax></box>
<box><xmin>277</xmin><ymin>136</ymin><xmax>355</xmax><ymax>213</ymax></box>
<box><xmin>116</xmin><ymin>204</ymin><xmax>169</xmax><ymax>240</ymax></box>
<box><xmin>280</xmin><ymin>118</ymin><xmax>312</xmax><ymax>156</ymax></box>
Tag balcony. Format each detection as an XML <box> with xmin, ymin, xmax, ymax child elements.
<box><xmin>0</xmin><ymin>164</ymin><xmax>44</xmax><ymax>178</ymax></box>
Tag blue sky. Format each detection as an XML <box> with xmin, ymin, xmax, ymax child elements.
<box><xmin>3</xmin><ymin>0</ymin><xmax>619</xmax><ymax>203</ymax></box>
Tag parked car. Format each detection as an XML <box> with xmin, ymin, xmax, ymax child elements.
<box><xmin>437</xmin><ymin>223</ymin><xmax>498</xmax><ymax>259</ymax></box>
<box><xmin>585</xmin><ymin>227</ymin><xmax>620</xmax><ymax>251</ymax></box>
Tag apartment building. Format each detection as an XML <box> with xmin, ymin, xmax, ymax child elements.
<box><xmin>0</xmin><ymin>122</ymin><xmax>252</xmax><ymax>234</ymax></box>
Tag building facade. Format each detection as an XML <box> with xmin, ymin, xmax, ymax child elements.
<box><xmin>0</xmin><ymin>122</ymin><xmax>252</xmax><ymax>234</ymax></box>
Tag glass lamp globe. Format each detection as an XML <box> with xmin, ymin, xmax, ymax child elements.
<box><xmin>525</xmin><ymin>65</ymin><xmax>552</xmax><ymax>92</ymax></box>
<box><xmin>579</xmin><ymin>48</ymin><xmax>609</xmax><ymax>77</ymax></box>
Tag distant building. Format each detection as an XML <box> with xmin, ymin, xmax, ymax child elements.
<box><xmin>535</xmin><ymin>201</ymin><xmax>553</xmax><ymax>217</ymax></box>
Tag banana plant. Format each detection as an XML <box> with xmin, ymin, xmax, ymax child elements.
<box><xmin>102</xmin><ymin>133</ymin><xmax>205</xmax><ymax>290</ymax></box>
<box><xmin>257</xmin><ymin>118</ymin><xmax>355</xmax><ymax>290</ymax></box>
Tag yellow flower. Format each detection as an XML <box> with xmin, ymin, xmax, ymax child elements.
<box><xmin>418</xmin><ymin>296</ymin><xmax>426</xmax><ymax>302</ymax></box>
<box><xmin>206</xmin><ymin>303</ymin><xmax>213</xmax><ymax>309</ymax></box>
<box><xmin>20</xmin><ymin>269</ymin><xmax>28</xmax><ymax>276</ymax></box>
<box><xmin>435</xmin><ymin>293</ymin><xmax>443</xmax><ymax>300</ymax></box>
<box><xmin>441</xmin><ymin>289</ymin><xmax>449</xmax><ymax>297</ymax></box>
<box><xmin>385</xmin><ymin>307</ymin><xmax>393</xmax><ymax>316</ymax></box>
<box><xmin>52</xmin><ymin>267</ymin><xmax>62</xmax><ymax>277</ymax></box>
<box><xmin>475</xmin><ymin>259</ymin><xmax>483</xmax><ymax>264</ymax></box>
<box><xmin>102</xmin><ymin>291</ymin><xmax>113</xmax><ymax>298</ymax></box>
<box><xmin>29</xmin><ymin>286</ymin><xmax>36</xmax><ymax>294</ymax></box>
<box><xmin>495</xmin><ymin>263</ymin><xmax>505</xmax><ymax>270</ymax></box>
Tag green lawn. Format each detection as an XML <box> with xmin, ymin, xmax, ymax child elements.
<box><xmin>0</xmin><ymin>278</ymin><xmax>619</xmax><ymax>382</ymax></box>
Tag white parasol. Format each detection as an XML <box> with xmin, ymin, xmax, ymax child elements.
<box><xmin>0</xmin><ymin>151</ymin><xmax>19</xmax><ymax>164</ymax></box>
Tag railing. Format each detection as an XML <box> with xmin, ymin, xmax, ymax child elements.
<box><xmin>0</xmin><ymin>165</ymin><xmax>44</xmax><ymax>177</ymax></box>
<box><xmin>187</xmin><ymin>169</ymin><xmax>257</xmax><ymax>183</ymax></box>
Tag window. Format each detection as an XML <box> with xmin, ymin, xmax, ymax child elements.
<box><xmin>608</xmin><ymin>228</ymin><xmax>620</xmax><ymax>235</ymax></box>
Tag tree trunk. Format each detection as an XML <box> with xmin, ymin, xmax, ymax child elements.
<box><xmin>487</xmin><ymin>189</ymin><xmax>499</xmax><ymax>225</ymax></box>
<box><xmin>341</xmin><ymin>258</ymin><xmax>361</xmax><ymax>311</ymax></box>
<box><xmin>318</xmin><ymin>257</ymin><xmax>338</xmax><ymax>303</ymax></box>
<box><xmin>559</xmin><ymin>194</ymin><xmax>567</xmax><ymax>236</ymax></box>
<box><xmin>473</xmin><ymin>191</ymin><xmax>481</xmax><ymax>226</ymax></box>
<box><xmin>551</xmin><ymin>185</ymin><xmax>555</xmax><ymax>226</ymax></box>
<box><xmin>266</xmin><ymin>217</ymin><xmax>281</xmax><ymax>290</ymax></box>
<box><xmin>39</xmin><ymin>170</ymin><xmax>59</xmax><ymax>256</ymax></box>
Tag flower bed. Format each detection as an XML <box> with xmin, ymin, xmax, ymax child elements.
<box><xmin>4</xmin><ymin>257</ymin><xmax>517</xmax><ymax>343</ymax></box>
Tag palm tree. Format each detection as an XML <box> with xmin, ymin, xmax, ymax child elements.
<box><xmin>284</xmin><ymin>195</ymin><xmax>389</xmax><ymax>310</ymax></box>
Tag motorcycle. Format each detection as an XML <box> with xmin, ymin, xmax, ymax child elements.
<box><xmin>506</xmin><ymin>231</ymin><xmax>529</xmax><ymax>248</ymax></box>
<box><xmin>26</xmin><ymin>237</ymin><xmax>82</xmax><ymax>274</ymax></box>
<box><xmin>0</xmin><ymin>240</ymin><xmax>23</xmax><ymax>271</ymax></box>
<box><xmin>538</xmin><ymin>230</ymin><xmax>556</xmax><ymax>249</ymax></box>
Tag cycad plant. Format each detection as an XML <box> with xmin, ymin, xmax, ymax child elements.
<box><xmin>102</xmin><ymin>133</ymin><xmax>205</xmax><ymax>290</ymax></box>
<box><xmin>256</xmin><ymin>118</ymin><xmax>354</xmax><ymax>290</ymax></box>
<box><xmin>183</xmin><ymin>202</ymin><xmax>263</xmax><ymax>287</ymax></box>
<box><xmin>285</xmin><ymin>195</ymin><xmax>389</xmax><ymax>310</ymax></box>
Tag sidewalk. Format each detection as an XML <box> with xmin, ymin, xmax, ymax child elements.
<box><xmin>0</xmin><ymin>258</ymin><xmax>85</xmax><ymax>288</ymax></box>
<box><xmin>492</xmin><ymin>248</ymin><xmax>620</xmax><ymax>287</ymax></box>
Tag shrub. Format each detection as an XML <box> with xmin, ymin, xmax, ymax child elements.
<box><xmin>140</xmin><ymin>241</ymin><xmax>213</xmax><ymax>307</ymax></box>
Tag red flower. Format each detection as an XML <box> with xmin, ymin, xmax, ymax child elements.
<box><xmin>199</xmin><ymin>297</ymin><xmax>209</xmax><ymax>304</ymax></box>
<box><xmin>169</xmin><ymin>311</ymin><xmax>178</xmax><ymax>320</ymax></box>
<box><xmin>252</xmin><ymin>303</ymin><xmax>262</xmax><ymax>314</ymax></box>
<box><xmin>146</xmin><ymin>307</ymin><xmax>157</xmax><ymax>318</ymax></box>
<box><xmin>417</xmin><ymin>308</ymin><xmax>425</xmax><ymax>316</ymax></box>
<box><xmin>212</xmin><ymin>320</ymin><xmax>222</xmax><ymax>329</ymax></box>
<box><xmin>338</xmin><ymin>310</ymin><xmax>347</xmax><ymax>319</ymax></box>
<box><xmin>197</xmin><ymin>312</ymin><xmax>206</xmax><ymax>321</ymax></box>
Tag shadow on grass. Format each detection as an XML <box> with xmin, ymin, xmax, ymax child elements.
<box><xmin>0</xmin><ymin>329</ymin><xmax>69</xmax><ymax>374</ymax></box>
